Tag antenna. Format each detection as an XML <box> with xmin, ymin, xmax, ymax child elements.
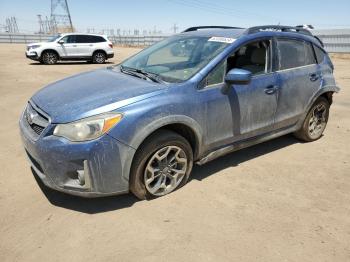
<box><xmin>51</xmin><ymin>0</ymin><xmax>74</xmax><ymax>33</ymax></box>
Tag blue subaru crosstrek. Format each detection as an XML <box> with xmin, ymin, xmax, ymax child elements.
<box><xmin>20</xmin><ymin>26</ymin><xmax>339</xmax><ymax>199</ymax></box>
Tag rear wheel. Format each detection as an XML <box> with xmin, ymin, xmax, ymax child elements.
<box><xmin>92</xmin><ymin>51</ymin><xmax>106</xmax><ymax>64</ymax></box>
<box><xmin>294</xmin><ymin>97</ymin><xmax>330</xmax><ymax>142</ymax></box>
<box><xmin>41</xmin><ymin>51</ymin><xmax>58</xmax><ymax>65</ymax></box>
<box><xmin>130</xmin><ymin>130</ymin><xmax>193</xmax><ymax>200</ymax></box>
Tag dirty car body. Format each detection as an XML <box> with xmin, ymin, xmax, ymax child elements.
<box><xmin>19</xmin><ymin>26</ymin><xmax>339</xmax><ymax>198</ymax></box>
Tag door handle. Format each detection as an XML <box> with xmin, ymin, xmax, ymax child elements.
<box><xmin>72</xmin><ymin>45</ymin><xmax>77</xmax><ymax>47</ymax></box>
<box><xmin>309</xmin><ymin>73</ymin><xmax>319</xmax><ymax>82</ymax></box>
<box><xmin>264</xmin><ymin>85</ymin><xmax>278</xmax><ymax>95</ymax></box>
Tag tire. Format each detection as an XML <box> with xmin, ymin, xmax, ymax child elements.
<box><xmin>41</xmin><ymin>51</ymin><xmax>58</xmax><ymax>65</ymax></box>
<box><xmin>294</xmin><ymin>97</ymin><xmax>330</xmax><ymax>142</ymax></box>
<box><xmin>92</xmin><ymin>51</ymin><xmax>106</xmax><ymax>64</ymax></box>
<box><xmin>130</xmin><ymin>130</ymin><xmax>193</xmax><ymax>200</ymax></box>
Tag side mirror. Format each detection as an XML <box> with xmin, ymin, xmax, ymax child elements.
<box><xmin>221</xmin><ymin>68</ymin><xmax>252</xmax><ymax>94</ymax></box>
<box><xmin>57</xmin><ymin>40</ymin><xmax>64</xmax><ymax>44</ymax></box>
<box><xmin>225</xmin><ymin>68</ymin><xmax>252</xmax><ymax>85</ymax></box>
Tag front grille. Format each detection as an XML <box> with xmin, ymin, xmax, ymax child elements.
<box><xmin>25</xmin><ymin>103</ymin><xmax>49</xmax><ymax>136</ymax></box>
<box><xmin>31</xmin><ymin>124</ymin><xmax>45</xmax><ymax>135</ymax></box>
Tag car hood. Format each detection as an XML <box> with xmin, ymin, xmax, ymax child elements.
<box><xmin>27</xmin><ymin>42</ymin><xmax>47</xmax><ymax>47</ymax></box>
<box><xmin>31</xmin><ymin>68</ymin><xmax>167</xmax><ymax>123</ymax></box>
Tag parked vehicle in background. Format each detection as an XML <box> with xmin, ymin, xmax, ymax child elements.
<box><xmin>20</xmin><ymin>25</ymin><xmax>339</xmax><ymax>199</ymax></box>
<box><xmin>25</xmin><ymin>33</ymin><xmax>114</xmax><ymax>64</ymax></box>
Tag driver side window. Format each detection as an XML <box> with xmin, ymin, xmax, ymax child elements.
<box><xmin>60</xmin><ymin>35</ymin><xmax>75</xmax><ymax>44</ymax></box>
<box><xmin>226</xmin><ymin>40</ymin><xmax>270</xmax><ymax>75</ymax></box>
<box><xmin>203</xmin><ymin>61</ymin><xmax>226</xmax><ymax>87</ymax></box>
<box><xmin>203</xmin><ymin>39</ymin><xmax>271</xmax><ymax>88</ymax></box>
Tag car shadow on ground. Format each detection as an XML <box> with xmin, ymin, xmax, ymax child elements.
<box><xmin>32</xmin><ymin>135</ymin><xmax>300</xmax><ymax>214</ymax></box>
<box><xmin>29</xmin><ymin>61</ymin><xmax>114</xmax><ymax>65</ymax></box>
<box><xmin>190</xmin><ymin>134</ymin><xmax>300</xmax><ymax>182</ymax></box>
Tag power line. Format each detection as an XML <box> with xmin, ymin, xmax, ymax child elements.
<box><xmin>167</xmin><ymin>0</ymin><xmax>292</xmax><ymax>24</ymax></box>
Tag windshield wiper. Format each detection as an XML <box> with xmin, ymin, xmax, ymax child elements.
<box><xmin>120</xmin><ymin>65</ymin><xmax>163</xmax><ymax>83</ymax></box>
<box><xmin>120</xmin><ymin>65</ymin><xmax>146</xmax><ymax>80</ymax></box>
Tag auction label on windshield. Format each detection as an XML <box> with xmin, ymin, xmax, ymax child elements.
<box><xmin>208</xmin><ymin>37</ymin><xmax>236</xmax><ymax>43</ymax></box>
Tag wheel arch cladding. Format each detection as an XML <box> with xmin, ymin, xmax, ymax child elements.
<box><xmin>133</xmin><ymin>117</ymin><xmax>203</xmax><ymax>159</ymax></box>
<box><xmin>112</xmin><ymin>116</ymin><xmax>203</xmax><ymax>183</ymax></box>
<box><xmin>320</xmin><ymin>91</ymin><xmax>334</xmax><ymax>105</ymax></box>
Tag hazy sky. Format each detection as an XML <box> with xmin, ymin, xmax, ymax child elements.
<box><xmin>1</xmin><ymin>0</ymin><xmax>350</xmax><ymax>34</ymax></box>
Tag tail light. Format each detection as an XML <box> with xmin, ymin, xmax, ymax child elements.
<box><xmin>108</xmin><ymin>43</ymin><xmax>113</xmax><ymax>48</ymax></box>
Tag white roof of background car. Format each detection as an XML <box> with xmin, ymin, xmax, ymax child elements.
<box><xmin>59</xmin><ymin>33</ymin><xmax>108</xmax><ymax>38</ymax></box>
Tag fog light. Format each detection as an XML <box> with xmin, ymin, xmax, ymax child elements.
<box><xmin>64</xmin><ymin>160</ymin><xmax>91</xmax><ymax>190</ymax></box>
<box><xmin>77</xmin><ymin>170</ymin><xmax>85</xmax><ymax>186</ymax></box>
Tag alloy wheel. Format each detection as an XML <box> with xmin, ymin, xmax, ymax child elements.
<box><xmin>44</xmin><ymin>52</ymin><xmax>57</xmax><ymax>64</ymax></box>
<box><xmin>308</xmin><ymin>103</ymin><xmax>327</xmax><ymax>139</ymax></box>
<box><xmin>144</xmin><ymin>146</ymin><xmax>188</xmax><ymax>196</ymax></box>
<box><xmin>94</xmin><ymin>53</ymin><xmax>105</xmax><ymax>63</ymax></box>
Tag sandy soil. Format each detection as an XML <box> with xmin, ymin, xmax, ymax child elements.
<box><xmin>0</xmin><ymin>44</ymin><xmax>349</xmax><ymax>262</ymax></box>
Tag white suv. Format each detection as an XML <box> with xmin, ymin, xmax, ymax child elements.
<box><xmin>25</xmin><ymin>33</ymin><xmax>114</xmax><ymax>64</ymax></box>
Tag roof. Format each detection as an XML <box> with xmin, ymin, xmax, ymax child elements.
<box><xmin>60</xmin><ymin>33</ymin><xmax>107</xmax><ymax>37</ymax></box>
<box><xmin>180</xmin><ymin>28</ymin><xmax>245</xmax><ymax>38</ymax></box>
<box><xmin>180</xmin><ymin>25</ymin><xmax>323</xmax><ymax>47</ymax></box>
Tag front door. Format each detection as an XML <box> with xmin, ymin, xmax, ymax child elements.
<box><xmin>198</xmin><ymin>39</ymin><xmax>278</xmax><ymax>151</ymax></box>
<box><xmin>57</xmin><ymin>35</ymin><xmax>78</xmax><ymax>57</ymax></box>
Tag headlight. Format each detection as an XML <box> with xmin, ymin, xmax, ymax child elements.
<box><xmin>29</xmin><ymin>45</ymin><xmax>41</xmax><ymax>50</ymax></box>
<box><xmin>53</xmin><ymin>113</ymin><xmax>123</xmax><ymax>142</ymax></box>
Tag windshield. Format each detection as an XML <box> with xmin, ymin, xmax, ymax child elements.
<box><xmin>48</xmin><ymin>35</ymin><xmax>61</xmax><ymax>42</ymax></box>
<box><xmin>121</xmin><ymin>36</ymin><xmax>230</xmax><ymax>83</ymax></box>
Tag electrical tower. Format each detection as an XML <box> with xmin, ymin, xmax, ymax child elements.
<box><xmin>37</xmin><ymin>15</ymin><xmax>55</xmax><ymax>34</ymax></box>
<box><xmin>51</xmin><ymin>0</ymin><xmax>73</xmax><ymax>33</ymax></box>
<box><xmin>5</xmin><ymin>17</ymin><xmax>19</xmax><ymax>33</ymax></box>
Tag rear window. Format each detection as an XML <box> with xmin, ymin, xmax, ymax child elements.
<box><xmin>314</xmin><ymin>45</ymin><xmax>326</xmax><ymax>64</ymax></box>
<box><xmin>75</xmin><ymin>35</ymin><xmax>90</xmax><ymax>43</ymax></box>
<box><xmin>277</xmin><ymin>39</ymin><xmax>316</xmax><ymax>70</ymax></box>
<box><xmin>89</xmin><ymin>36</ymin><xmax>106</xmax><ymax>43</ymax></box>
<box><xmin>75</xmin><ymin>35</ymin><xmax>106</xmax><ymax>43</ymax></box>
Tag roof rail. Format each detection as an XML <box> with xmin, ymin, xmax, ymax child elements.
<box><xmin>246</xmin><ymin>25</ymin><xmax>313</xmax><ymax>36</ymax></box>
<box><xmin>183</xmin><ymin>26</ymin><xmax>243</xmax><ymax>33</ymax></box>
<box><xmin>245</xmin><ymin>25</ymin><xmax>325</xmax><ymax>47</ymax></box>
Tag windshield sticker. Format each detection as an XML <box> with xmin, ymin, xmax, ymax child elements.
<box><xmin>208</xmin><ymin>37</ymin><xmax>236</xmax><ymax>44</ymax></box>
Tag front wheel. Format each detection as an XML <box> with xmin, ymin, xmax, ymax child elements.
<box><xmin>130</xmin><ymin>130</ymin><xmax>193</xmax><ymax>200</ymax></box>
<box><xmin>294</xmin><ymin>97</ymin><xmax>330</xmax><ymax>142</ymax></box>
<box><xmin>41</xmin><ymin>51</ymin><xmax>58</xmax><ymax>65</ymax></box>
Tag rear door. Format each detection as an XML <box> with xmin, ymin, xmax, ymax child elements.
<box><xmin>74</xmin><ymin>35</ymin><xmax>94</xmax><ymax>57</ymax></box>
<box><xmin>274</xmin><ymin>38</ymin><xmax>320</xmax><ymax>128</ymax></box>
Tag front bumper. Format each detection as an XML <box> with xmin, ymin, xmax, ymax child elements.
<box><xmin>19</xmin><ymin>109</ymin><xmax>135</xmax><ymax>197</ymax></box>
<box><xmin>25</xmin><ymin>50</ymin><xmax>40</xmax><ymax>61</ymax></box>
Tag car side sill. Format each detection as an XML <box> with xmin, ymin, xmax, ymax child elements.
<box><xmin>196</xmin><ymin>125</ymin><xmax>296</xmax><ymax>165</ymax></box>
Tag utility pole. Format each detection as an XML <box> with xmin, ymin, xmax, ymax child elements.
<box><xmin>171</xmin><ymin>23</ymin><xmax>179</xmax><ymax>34</ymax></box>
<box><xmin>37</xmin><ymin>15</ymin><xmax>44</xmax><ymax>34</ymax></box>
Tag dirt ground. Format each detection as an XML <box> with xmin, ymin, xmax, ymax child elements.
<box><xmin>0</xmin><ymin>44</ymin><xmax>349</xmax><ymax>262</ymax></box>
